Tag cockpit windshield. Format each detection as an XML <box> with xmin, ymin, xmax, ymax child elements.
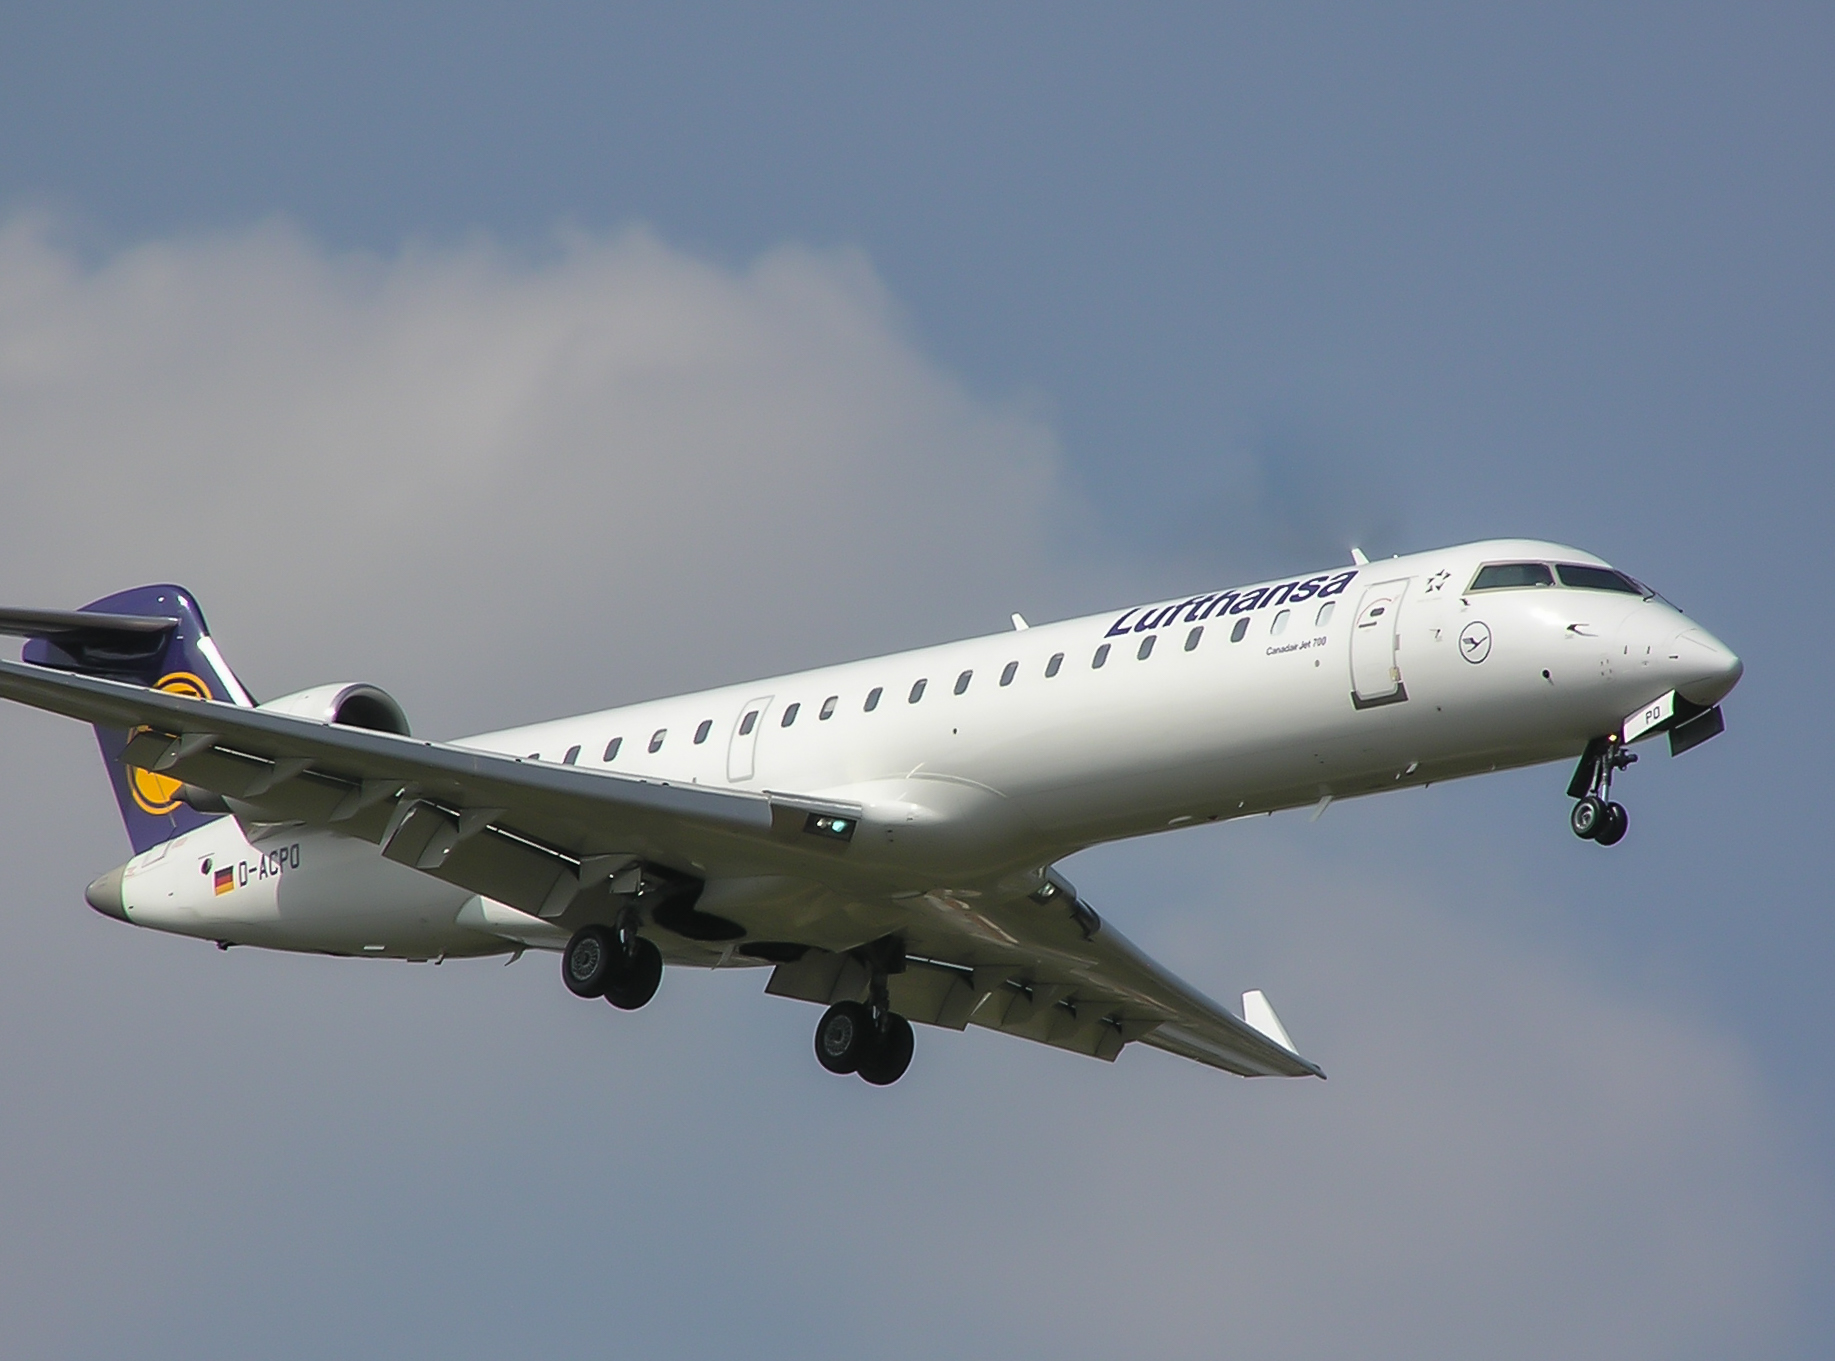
<box><xmin>1469</xmin><ymin>562</ymin><xmax>1553</xmax><ymax>591</ymax></box>
<box><xmin>1467</xmin><ymin>560</ymin><xmax>1651</xmax><ymax>597</ymax></box>
<box><xmin>1554</xmin><ymin>563</ymin><xmax>1644</xmax><ymax>595</ymax></box>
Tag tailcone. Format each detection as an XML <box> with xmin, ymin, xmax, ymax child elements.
<box><xmin>84</xmin><ymin>865</ymin><xmax>128</xmax><ymax>922</ymax></box>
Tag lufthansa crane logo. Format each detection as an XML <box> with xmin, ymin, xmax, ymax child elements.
<box><xmin>1458</xmin><ymin>621</ymin><xmax>1492</xmax><ymax>665</ymax></box>
<box><xmin>127</xmin><ymin>671</ymin><xmax>213</xmax><ymax>815</ymax></box>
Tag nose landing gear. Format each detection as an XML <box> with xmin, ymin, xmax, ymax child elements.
<box><xmin>1567</xmin><ymin>736</ymin><xmax>1634</xmax><ymax>846</ymax></box>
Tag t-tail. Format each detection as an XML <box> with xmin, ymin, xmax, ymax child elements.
<box><xmin>0</xmin><ymin>586</ymin><xmax>253</xmax><ymax>854</ymax></box>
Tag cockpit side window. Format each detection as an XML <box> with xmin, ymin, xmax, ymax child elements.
<box><xmin>1469</xmin><ymin>562</ymin><xmax>1554</xmax><ymax>591</ymax></box>
<box><xmin>1555</xmin><ymin>563</ymin><xmax>1643</xmax><ymax>594</ymax></box>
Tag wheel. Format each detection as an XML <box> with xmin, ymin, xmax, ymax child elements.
<box><xmin>604</xmin><ymin>937</ymin><xmax>664</xmax><ymax>1010</ymax></box>
<box><xmin>814</xmin><ymin>1001</ymin><xmax>874</xmax><ymax>1074</ymax></box>
<box><xmin>562</xmin><ymin>925</ymin><xmax>616</xmax><ymax>998</ymax></box>
<box><xmin>858</xmin><ymin>1013</ymin><xmax>914</xmax><ymax>1086</ymax></box>
<box><xmin>1570</xmin><ymin>795</ymin><xmax>1606</xmax><ymax>840</ymax></box>
<box><xmin>1594</xmin><ymin>801</ymin><xmax>1629</xmax><ymax>846</ymax></box>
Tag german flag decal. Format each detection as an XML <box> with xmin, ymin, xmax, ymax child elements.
<box><xmin>213</xmin><ymin>866</ymin><xmax>235</xmax><ymax>896</ymax></box>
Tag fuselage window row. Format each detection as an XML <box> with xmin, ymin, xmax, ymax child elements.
<box><xmin>589</xmin><ymin>618</ymin><xmax>1265</xmax><ymax>772</ymax></box>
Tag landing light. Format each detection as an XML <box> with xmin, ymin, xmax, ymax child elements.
<box><xmin>805</xmin><ymin>814</ymin><xmax>855</xmax><ymax>842</ymax></box>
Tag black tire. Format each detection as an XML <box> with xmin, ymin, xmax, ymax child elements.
<box><xmin>1570</xmin><ymin>796</ymin><xmax>1605</xmax><ymax>840</ymax></box>
<box><xmin>604</xmin><ymin>937</ymin><xmax>664</xmax><ymax>1010</ymax></box>
<box><xmin>814</xmin><ymin>1001</ymin><xmax>874</xmax><ymax>1074</ymax></box>
<box><xmin>1594</xmin><ymin>801</ymin><xmax>1629</xmax><ymax>846</ymax></box>
<box><xmin>562</xmin><ymin>925</ymin><xmax>616</xmax><ymax>998</ymax></box>
<box><xmin>858</xmin><ymin>1013</ymin><xmax>914</xmax><ymax>1086</ymax></box>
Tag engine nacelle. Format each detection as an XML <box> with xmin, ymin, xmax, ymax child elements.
<box><xmin>256</xmin><ymin>682</ymin><xmax>410</xmax><ymax>736</ymax></box>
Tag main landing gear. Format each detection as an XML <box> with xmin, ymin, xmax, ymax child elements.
<box><xmin>814</xmin><ymin>1001</ymin><xmax>915</xmax><ymax>1085</ymax></box>
<box><xmin>563</xmin><ymin>923</ymin><xmax>664</xmax><ymax>1009</ymax></box>
<box><xmin>813</xmin><ymin>950</ymin><xmax>914</xmax><ymax>1085</ymax></box>
<box><xmin>1568</xmin><ymin>736</ymin><xmax>1634</xmax><ymax>847</ymax></box>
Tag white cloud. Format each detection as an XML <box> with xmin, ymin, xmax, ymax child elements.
<box><xmin>0</xmin><ymin>217</ymin><xmax>1811</xmax><ymax>1358</ymax></box>
<box><xmin>0</xmin><ymin>213</ymin><xmax>1085</xmax><ymax>730</ymax></box>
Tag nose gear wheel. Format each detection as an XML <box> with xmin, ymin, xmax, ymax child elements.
<box><xmin>1567</xmin><ymin>736</ymin><xmax>1635</xmax><ymax>846</ymax></box>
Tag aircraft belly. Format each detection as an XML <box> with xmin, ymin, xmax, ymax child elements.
<box><xmin>120</xmin><ymin>820</ymin><xmax>505</xmax><ymax>958</ymax></box>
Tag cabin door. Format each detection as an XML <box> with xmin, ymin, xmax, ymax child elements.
<box><xmin>1350</xmin><ymin>580</ymin><xmax>1410</xmax><ymax>708</ymax></box>
<box><xmin>726</xmin><ymin>696</ymin><xmax>773</xmax><ymax>782</ymax></box>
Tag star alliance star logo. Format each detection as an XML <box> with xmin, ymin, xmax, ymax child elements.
<box><xmin>1424</xmin><ymin>569</ymin><xmax>1451</xmax><ymax>593</ymax></box>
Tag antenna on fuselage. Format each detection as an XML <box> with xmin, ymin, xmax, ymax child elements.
<box><xmin>1011</xmin><ymin>613</ymin><xmax>1030</xmax><ymax>631</ymax></box>
<box><xmin>1350</xmin><ymin>547</ymin><xmax>1370</xmax><ymax>566</ymax></box>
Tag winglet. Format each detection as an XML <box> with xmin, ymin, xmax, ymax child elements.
<box><xmin>1350</xmin><ymin>547</ymin><xmax>1370</xmax><ymax>566</ymax></box>
<box><xmin>1011</xmin><ymin>613</ymin><xmax>1030</xmax><ymax>631</ymax></box>
<box><xmin>1242</xmin><ymin>990</ymin><xmax>1297</xmax><ymax>1053</ymax></box>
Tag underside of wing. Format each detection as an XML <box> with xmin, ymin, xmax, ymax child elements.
<box><xmin>760</xmin><ymin>873</ymin><xmax>1323</xmax><ymax>1079</ymax></box>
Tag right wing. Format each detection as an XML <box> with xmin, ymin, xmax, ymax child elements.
<box><xmin>764</xmin><ymin>873</ymin><xmax>1324</xmax><ymax>1078</ymax></box>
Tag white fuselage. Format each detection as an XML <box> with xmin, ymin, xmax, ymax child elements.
<box><xmin>107</xmin><ymin>539</ymin><xmax>1742</xmax><ymax>960</ymax></box>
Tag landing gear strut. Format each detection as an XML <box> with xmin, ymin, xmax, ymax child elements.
<box><xmin>813</xmin><ymin>961</ymin><xmax>914</xmax><ymax>1085</ymax></box>
<box><xmin>1567</xmin><ymin>736</ymin><xmax>1633</xmax><ymax>846</ymax></box>
<box><xmin>562</xmin><ymin>921</ymin><xmax>664</xmax><ymax>1009</ymax></box>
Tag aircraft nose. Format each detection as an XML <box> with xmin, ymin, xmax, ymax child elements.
<box><xmin>1669</xmin><ymin>626</ymin><xmax>1744</xmax><ymax>706</ymax></box>
<box><xmin>84</xmin><ymin>865</ymin><xmax>128</xmax><ymax>922</ymax></box>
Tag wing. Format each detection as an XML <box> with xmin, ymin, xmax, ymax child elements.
<box><xmin>0</xmin><ymin>659</ymin><xmax>843</xmax><ymax>917</ymax></box>
<box><xmin>0</xmin><ymin>659</ymin><xmax>1320</xmax><ymax>1078</ymax></box>
<box><xmin>762</xmin><ymin>874</ymin><xmax>1322</xmax><ymax>1078</ymax></box>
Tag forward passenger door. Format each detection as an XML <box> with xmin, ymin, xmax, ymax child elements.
<box><xmin>1350</xmin><ymin>580</ymin><xmax>1411</xmax><ymax>708</ymax></box>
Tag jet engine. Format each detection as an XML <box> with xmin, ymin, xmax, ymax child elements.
<box><xmin>256</xmin><ymin>682</ymin><xmax>411</xmax><ymax>736</ymax></box>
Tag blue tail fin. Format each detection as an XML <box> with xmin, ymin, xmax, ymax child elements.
<box><xmin>10</xmin><ymin>586</ymin><xmax>254</xmax><ymax>854</ymax></box>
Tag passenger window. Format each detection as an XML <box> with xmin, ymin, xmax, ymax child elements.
<box><xmin>1185</xmin><ymin>626</ymin><xmax>1203</xmax><ymax>651</ymax></box>
<box><xmin>819</xmin><ymin>695</ymin><xmax>837</xmax><ymax>720</ymax></box>
<box><xmin>693</xmin><ymin>720</ymin><xmax>712</xmax><ymax>744</ymax></box>
<box><xmin>739</xmin><ymin>710</ymin><xmax>758</xmax><ymax>736</ymax></box>
<box><xmin>1045</xmin><ymin>652</ymin><xmax>1064</xmax><ymax>677</ymax></box>
<box><xmin>563</xmin><ymin>745</ymin><xmax>581</xmax><ymax>765</ymax></box>
<box><xmin>864</xmin><ymin>687</ymin><xmax>882</xmax><ymax>712</ymax></box>
<box><xmin>1092</xmin><ymin>643</ymin><xmax>1110</xmax><ymax>668</ymax></box>
<box><xmin>1271</xmin><ymin>610</ymin><xmax>1290</xmax><ymax>636</ymax></box>
<box><xmin>1000</xmin><ymin>660</ymin><xmax>1018</xmax><ymax>686</ymax></box>
<box><xmin>909</xmin><ymin>679</ymin><xmax>927</xmax><ymax>703</ymax></box>
<box><xmin>1555</xmin><ymin>563</ymin><xmax>1642</xmax><ymax>594</ymax></box>
<box><xmin>603</xmin><ymin>737</ymin><xmax>622</xmax><ymax>761</ymax></box>
<box><xmin>1137</xmin><ymin>635</ymin><xmax>1155</xmax><ymax>660</ymax></box>
<box><xmin>1315</xmin><ymin>601</ymin><xmax>1335</xmax><ymax>628</ymax></box>
<box><xmin>954</xmin><ymin>670</ymin><xmax>972</xmax><ymax>695</ymax></box>
<box><xmin>1470</xmin><ymin>562</ymin><xmax>1554</xmax><ymax>591</ymax></box>
<box><xmin>1230</xmin><ymin>617</ymin><xmax>1250</xmax><ymax>643</ymax></box>
<box><xmin>781</xmin><ymin>702</ymin><xmax>800</xmax><ymax>727</ymax></box>
<box><xmin>648</xmin><ymin>729</ymin><xmax>666</xmax><ymax>753</ymax></box>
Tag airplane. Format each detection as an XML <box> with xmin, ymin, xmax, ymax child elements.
<box><xmin>0</xmin><ymin>539</ymin><xmax>1742</xmax><ymax>1087</ymax></box>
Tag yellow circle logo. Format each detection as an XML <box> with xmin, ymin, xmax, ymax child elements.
<box><xmin>128</xmin><ymin>672</ymin><xmax>213</xmax><ymax>816</ymax></box>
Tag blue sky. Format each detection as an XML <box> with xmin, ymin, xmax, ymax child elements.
<box><xmin>0</xmin><ymin>7</ymin><xmax>1829</xmax><ymax>1358</ymax></box>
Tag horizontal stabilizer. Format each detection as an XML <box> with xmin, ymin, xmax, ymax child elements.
<box><xmin>0</xmin><ymin>606</ymin><xmax>179</xmax><ymax>642</ymax></box>
<box><xmin>1242</xmin><ymin>989</ymin><xmax>1297</xmax><ymax>1053</ymax></box>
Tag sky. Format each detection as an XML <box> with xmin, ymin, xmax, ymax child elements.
<box><xmin>0</xmin><ymin>6</ymin><xmax>1829</xmax><ymax>1358</ymax></box>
